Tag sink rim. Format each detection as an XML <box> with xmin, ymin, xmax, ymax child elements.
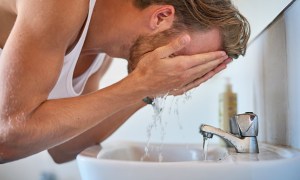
<box><xmin>77</xmin><ymin>141</ymin><xmax>300</xmax><ymax>166</ymax></box>
<box><xmin>77</xmin><ymin>141</ymin><xmax>300</xmax><ymax>180</ymax></box>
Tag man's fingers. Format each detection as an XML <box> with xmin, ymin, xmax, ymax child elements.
<box><xmin>187</xmin><ymin>56</ymin><xmax>229</xmax><ymax>78</ymax></box>
<box><xmin>180</xmin><ymin>51</ymin><xmax>228</xmax><ymax>69</ymax></box>
<box><xmin>212</xmin><ymin>58</ymin><xmax>232</xmax><ymax>73</ymax></box>
<box><xmin>154</xmin><ymin>34</ymin><xmax>191</xmax><ymax>58</ymax></box>
<box><xmin>186</xmin><ymin>58</ymin><xmax>231</xmax><ymax>88</ymax></box>
<box><xmin>171</xmin><ymin>59</ymin><xmax>230</xmax><ymax>96</ymax></box>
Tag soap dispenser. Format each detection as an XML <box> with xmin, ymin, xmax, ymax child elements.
<box><xmin>219</xmin><ymin>78</ymin><xmax>237</xmax><ymax>133</ymax></box>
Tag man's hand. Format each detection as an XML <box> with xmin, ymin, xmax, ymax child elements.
<box><xmin>130</xmin><ymin>34</ymin><xmax>231</xmax><ymax>97</ymax></box>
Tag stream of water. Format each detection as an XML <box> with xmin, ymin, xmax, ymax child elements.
<box><xmin>141</xmin><ymin>94</ymin><xmax>168</xmax><ymax>162</ymax></box>
<box><xmin>140</xmin><ymin>92</ymin><xmax>194</xmax><ymax>162</ymax></box>
<box><xmin>203</xmin><ymin>137</ymin><xmax>209</xmax><ymax>161</ymax></box>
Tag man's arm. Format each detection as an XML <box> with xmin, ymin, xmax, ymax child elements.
<box><xmin>0</xmin><ymin>0</ymin><xmax>100</xmax><ymax>162</ymax></box>
<box><xmin>48</xmin><ymin>101</ymin><xmax>145</xmax><ymax>163</ymax></box>
<box><xmin>0</xmin><ymin>0</ymin><xmax>228</xmax><ymax>163</ymax></box>
<box><xmin>48</xmin><ymin>55</ymin><xmax>146</xmax><ymax>163</ymax></box>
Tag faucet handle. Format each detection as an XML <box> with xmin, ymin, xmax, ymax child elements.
<box><xmin>230</xmin><ymin>112</ymin><xmax>258</xmax><ymax>137</ymax></box>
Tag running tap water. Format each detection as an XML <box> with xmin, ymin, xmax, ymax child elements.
<box><xmin>200</xmin><ymin>112</ymin><xmax>259</xmax><ymax>153</ymax></box>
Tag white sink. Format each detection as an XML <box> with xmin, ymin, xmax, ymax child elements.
<box><xmin>77</xmin><ymin>141</ymin><xmax>300</xmax><ymax>180</ymax></box>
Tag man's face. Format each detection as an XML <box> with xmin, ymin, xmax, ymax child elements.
<box><xmin>128</xmin><ymin>28</ymin><xmax>222</xmax><ymax>73</ymax></box>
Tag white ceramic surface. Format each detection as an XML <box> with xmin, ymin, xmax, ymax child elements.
<box><xmin>77</xmin><ymin>141</ymin><xmax>300</xmax><ymax>180</ymax></box>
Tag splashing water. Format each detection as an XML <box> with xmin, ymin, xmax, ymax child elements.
<box><xmin>141</xmin><ymin>94</ymin><xmax>168</xmax><ymax>162</ymax></box>
<box><xmin>141</xmin><ymin>91</ymin><xmax>195</xmax><ymax>162</ymax></box>
<box><xmin>182</xmin><ymin>91</ymin><xmax>193</xmax><ymax>104</ymax></box>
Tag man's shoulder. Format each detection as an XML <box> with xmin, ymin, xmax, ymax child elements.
<box><xmin>15</xmin><ymin>0</ymin><xmax>90</xmax><ymax>47</ymax></box>
<box><xmin>17</xmin><ymin>0</ymin><xmax>90</xmax><ymax>26</ymax></box>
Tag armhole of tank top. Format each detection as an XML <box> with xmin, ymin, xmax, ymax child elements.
<box><xmin>71</xmin><ymin>53</ymin><xmax>105</xmax><ymax>95</ymax></box>
<box><xmin>64</xmin><ymin>0</ymin><xmax>95</xmax><ymax>60</ymax></box>
<box><xmin>66</xmin><ymin>0</ymin><xmax>97</xmax><ymax>96</ymax></box>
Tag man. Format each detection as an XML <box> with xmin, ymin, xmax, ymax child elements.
<box><xmin>0</xmin><ymin>0</ymin><xmax>249</xmax><ymax>163</ymax></box>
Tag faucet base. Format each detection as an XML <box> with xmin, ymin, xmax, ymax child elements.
<box><xmin>234</xmin><ymin>137</ymin><xmax>259</xmax><ymax>153</ymax></box>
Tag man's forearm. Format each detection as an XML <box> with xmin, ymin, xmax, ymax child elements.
<box><xmin>48</xmin><ymin>100</ymin><xmax>146</xmax><ymax>163</ymax></box>
<box><xmin>0</xmin><ymin>78</ymin><xmax>147</xmax><ymax>163</ymax></box>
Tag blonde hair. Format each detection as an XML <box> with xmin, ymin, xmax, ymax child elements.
<box><xmin>134</xmin><ymin>0</ymin><xmax>250</xmax><ymax>59</ymax></box>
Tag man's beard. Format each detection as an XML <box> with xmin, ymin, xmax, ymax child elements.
<box><xmin>128</xmin><ymin>28</ymin><xmax>183</xmax><ymax>73</ymax></box>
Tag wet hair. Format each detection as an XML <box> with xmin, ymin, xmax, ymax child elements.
<box><xmin>133</xmin><ymin>0</ymin><xmax>250</xmax><ymax>59</ymax></box>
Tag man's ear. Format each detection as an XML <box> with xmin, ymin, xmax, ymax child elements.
<box><xmin>149</xmin><ymin>5</ymin><xmax>175</xmax><ymax>32</ymax></box>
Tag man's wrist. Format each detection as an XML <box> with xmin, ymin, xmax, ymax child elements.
<box><xmin>142</xmin><ymin>97</ymin><xmax>154</xmax><ymax>105</ymax></box>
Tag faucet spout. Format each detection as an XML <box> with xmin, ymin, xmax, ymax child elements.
<box><xmin>200</xmin><ymin>124</ymin><xmax>259</xmax><ymax>153</ymax></box>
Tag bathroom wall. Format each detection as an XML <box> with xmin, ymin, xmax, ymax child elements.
<box><xmin>285</xmin><ymin>0</ymin><xmax>300</xmax><ymax>149</ymax></box>
<box><xmin>232</xmin><ymin>0</ymin><xmax>292</xmax><ymax>43</ymax></box>
<box><xmin>252</xmin><ymin>15</ymin><xmax>288</xmax><ymax>146</ymax></box>
<box><xmin>249</xmin><ymin>0</ymin><xmax>300</xmax><ymax>149</ymax></box>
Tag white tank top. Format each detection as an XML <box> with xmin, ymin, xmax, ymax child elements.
<box><xmin>0</xmin><ymin>0</ymin><xmax>104</xmax><ymax>100</ymax></box>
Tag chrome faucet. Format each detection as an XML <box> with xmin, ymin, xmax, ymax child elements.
<box><xmin>200</xmin><ymin>112</ymin><xmax>259</xmax><ymax>153</ymax></box>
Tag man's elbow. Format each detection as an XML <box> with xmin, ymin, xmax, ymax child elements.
<box><xmin>0</xmin><ymin>123</ymin><xmax>29</xmax><ymax>163</ymax></box>
<box><xmin>0</xmin><ymin>146</ymin><xmax>21</xmax><ymax>164</ymax></box>
<box><xmin>48</xmin><ymin>148</ymin><xmax>76</xmax><ymax>164</ymax></box>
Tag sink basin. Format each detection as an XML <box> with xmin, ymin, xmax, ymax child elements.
<box><xmin>95</xmin><ymin>141</ymin><xmax>228</xmax><ymax>162</ymax></box>
<box><xmin>77</xmin><ymin>141</ymin><xmax>300</xmax><ymax>180</ymax></box>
